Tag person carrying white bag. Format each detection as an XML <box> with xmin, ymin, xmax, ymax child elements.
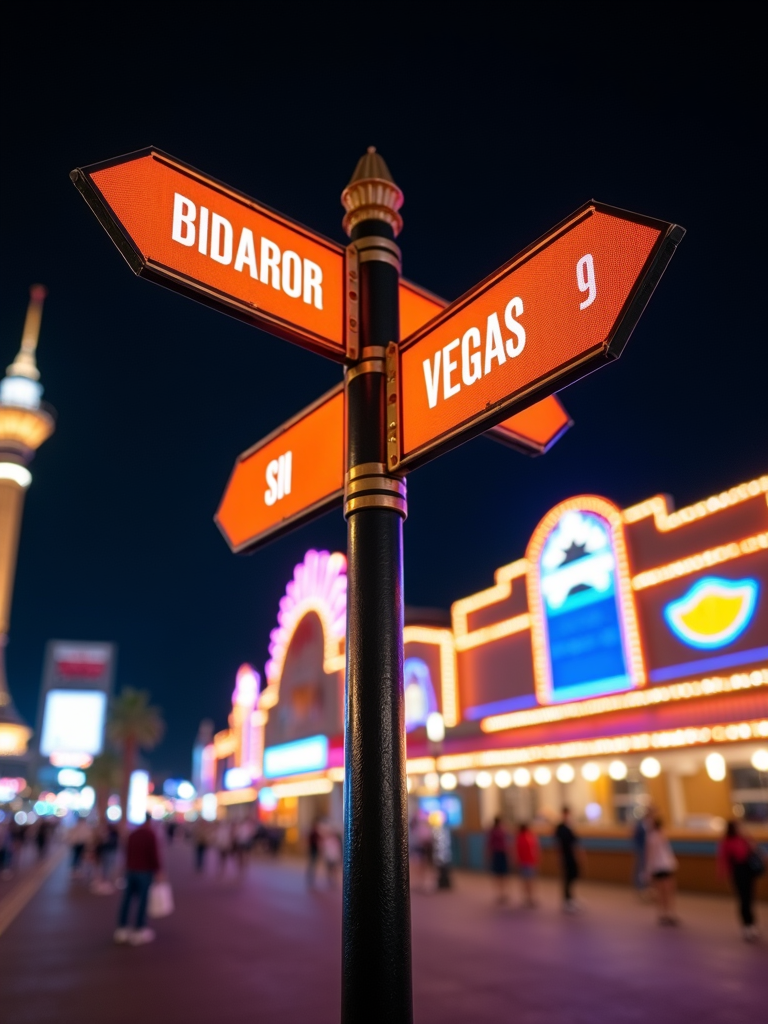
<box><xmin>114</xmin><ymin>812</ymin><xmax>168</xmax><ymax>946</ymax></box>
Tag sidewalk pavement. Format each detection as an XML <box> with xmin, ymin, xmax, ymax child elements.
<box><xmin>0</xmin><ymin>838</ymin><xmax>764</xmax><ymax>1024</ymax></box>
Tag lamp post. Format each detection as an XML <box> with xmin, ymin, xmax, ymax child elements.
<box><xmin>0</xmin><ymin>286</ymin><xmax>55</xmax><ymax>765</ymax></box>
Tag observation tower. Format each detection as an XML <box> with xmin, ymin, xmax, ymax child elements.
<box><xmin>0</xmin><ymin>286</ymin><xmax>55</xmax><ymax>765</ymax></box>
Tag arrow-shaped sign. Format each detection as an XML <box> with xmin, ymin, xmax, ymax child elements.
<box><xmin>391</xmin><ymin>201</ymin><xmax>683</xmax><ymax>470</ymax></box>
<box><xmin>71</xmin><ymin>149</ymin><xmax>348</xmax><ymax>361</ymax></box>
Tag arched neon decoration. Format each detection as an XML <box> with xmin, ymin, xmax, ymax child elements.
<box><xmin>260</xmin><ymin>549</ymin><xmax>347</xmax><ymax>710</ymax></box>
<box><xmin>404</xmin><ymin>657</ymin><xmax>438</xmax><ymax>732</ymax></box>
<box><xmin>664</xmin><ymin>577</ymin><xmax>759</xmax><ymax>649</ymax></box>
<box><xmin>526</xmin><ymin>496</ymin><xmax>646</xmax><ymax>705</ymax></box>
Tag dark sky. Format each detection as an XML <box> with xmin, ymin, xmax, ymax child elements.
<box><xmin>1</xmin><ymin>9</ymin><xmax>765</xmax><ymax>776</ymax></box>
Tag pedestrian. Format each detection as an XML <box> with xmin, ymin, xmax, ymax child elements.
<box><xmin>515</xmin><ymin>823</ymin><xmax>540</xmax><ymax>907</ymax></box>
<box><xmin>234</xmin><ymin>817</ymin><xmax>255</xmax><ymax>875</ymax></box>
<box><xmin>214</xmin><ymin>818</ymin><xmax>233</xmax><ymax>876</ymax></box>
<box><xmin>307</xmin><ymin>818</ymin><xmax>321</xmax><ymax>889</ymax></box>
<box><xmin>431</xmin><ymin>811</ymin><xmax>452</xmax><ymax>890</ymax></box>
<box><xmin>92</xmin><ymin>821</ymin><xmax>119</xmax><ymax>894</ymax></box>
<box><xmin>192</xmin><ymin>817</ymin><xmax>209</xmax><ymax>873</ymax></box>
<box><xmin>488</xmin><ymin>815</ymin><xmax>510</xmax><ymax>904</ymax></box>
<box><xmin>114</xmin><ymin>812</ymin><xmax>162</xmax><ymax>945</ymax></box>
<box><xmin>632</xmin><ymin>808</ymin><xmax>652</xmax><ymax>899</ymax></box>
<box><xmin>67</xmin><ymin>818</ymin><xmax>92</xmax><ymax>877</ymax></box>
<box><xmin>322</xmin><ymin>823</ymin><xmax>342</xmax><ymax>890</ymax></box>
<box><xmin>645</xmin><ymin>817</ymin><xmax>679</xmax><ymax>926</ymax></box>
<box><xmin>34</xmin><ymin>818</ymin><xmax>52</xmax><ymax>860</ymax></box>
<box><xmin>554</xmin><ymin>806</ymin><xmax>582</xmax><ymax>912</ymax></box>
<box><xmin>410</xmin><ymin>813</ymin><xmax>434</xmax><ymax>893</ymax></box>
<box><xmin>717</xmin><ymin>820</ymin><xmax>763</xmax><ymax>942</ymax></box>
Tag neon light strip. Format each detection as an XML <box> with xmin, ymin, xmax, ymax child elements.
<box><xmin>480</xmin><ymin>668</ymin><xmax>768</xmax><ymax>733</ymax></box>
<box><xmin>649</xmin><ymin>647</ymin><xmax>768</xmax><ymax>683</ymax></box>
<box><xmin>270</xmin><ymin>778</ymin><xmax>333</xmax><ymax>798</ymax></box>
<box><xmin>454</xmin><ymin>613</ymin><xmax>530</xmax><ymax>651</ymax></box>
<box><xmin>623</xmin><ymin>476</ymin><xmax>768</xmax><ymax>531</ymax></box>
<box><xmin>451</xmin><ymin>559</ymin><xmax>528</xmax><ymax>637</ymax></box>
<box><xmin>632</xmin><ymin>533</ymin><xmax>768</xmax><ymax>591</ymax></box>
<box><xmin>403</xmin><ymin>626</ymin><xmax>459</xmax><ymax>728</ymax></box>
<box><xmin>438</xmin><ymin>718</ymin><xmax>768</xmax><ymax>771</ymax></box>
<box><xmin>217</xmin><ymin>787</ymin><xmax>257</xmax><ymax>805</ymax></box>
<box><xmin>464</xmin><ymin>694</ymin><xmax>538</xmax><ymax>721</ymax></box>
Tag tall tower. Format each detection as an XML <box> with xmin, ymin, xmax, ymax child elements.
<box><xmin>0</xmin><ymin>286</ymin><xmax>55</xmax><ymax>763</ymax></box>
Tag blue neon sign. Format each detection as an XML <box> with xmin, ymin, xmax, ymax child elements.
<box><xmin>263</xmin><ymin>734</ymin><xmax>328</xmax><ymax>779</ymax></box>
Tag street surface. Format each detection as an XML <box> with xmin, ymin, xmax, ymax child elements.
<box><xmin>0</xmin><ymin>837</ymin><xmax>764</xmax><ymax>1024</ymax></box>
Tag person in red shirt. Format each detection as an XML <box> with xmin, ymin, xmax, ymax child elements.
<box><xmin>114</xmin><ymin>813</ymin><xmax>162</xmax><ymax>945</ymax></box>
<box><xmin>515</xmin><ymin>823</ymin><xmax>540</xmax><ymax>908</ymax></box>
<box><xmin>717</xmin><ymin>820</ymin><xmax>761</xmax><ymax>942</ymax></box>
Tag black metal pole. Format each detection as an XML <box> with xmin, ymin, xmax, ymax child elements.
<box><xmin>340</xmin><ymin>151</ymin><xmax>412</xmax><ymax>1024</ymax></box>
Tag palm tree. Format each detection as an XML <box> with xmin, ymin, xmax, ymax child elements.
<box><xmin>108</xmin><ymin>688</ymin><xmax>164</xmax><ymax>826</ymax></box>
<box><xmin>85</xmin><ymin>751</ymin><xmax>122</xmax><ymax>822</ymax></box>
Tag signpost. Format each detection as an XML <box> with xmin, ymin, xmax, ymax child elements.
<box><xmin>73</xmin><ymin>146</ymin><xmax>683</xmax><ymax>1024</ymax></box>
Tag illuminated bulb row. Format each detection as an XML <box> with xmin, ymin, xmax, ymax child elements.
<box><xmin>412</xmin><ymin>747</ymin><xmax>768</xmax><ymax>792</ymax></box>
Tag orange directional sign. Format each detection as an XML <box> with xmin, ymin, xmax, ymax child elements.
<box><xmin>216</xmin><ymin>385</ymin><xmax>344</xmax><ymax>553</ymax></box>
<box><xmin>393</xmin><ymin>201</ymin><xmax>684</xmax><ymax>470</ymax></box>
<box><xmin>399</xmin><ymin>280</ymin><xmax>573</xmax><ymax>456</ymax></box>
<box><xmin>71</xmin><ymin>149</ymin><xmax>347</xmax><ymax>361</ymax></box>
<box><xmin>489</xmin><ymin>396</ymin><xmax>572</xmax><ymax>455</ymax></box>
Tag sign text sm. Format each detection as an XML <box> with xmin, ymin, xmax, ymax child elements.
<box><xmin>71</xmin><ymin>149</ymin><xmax>347</xmax><ymax>361</ymax></box>
<box><xmin>394</xmin><ymin>202</ymin><xmax>684</xmax><ymax>470</ymax></box>
<box><xmin>215</xmin><ymin>385</ymin><xmax>345</xmax><ymax>553</ymax></box>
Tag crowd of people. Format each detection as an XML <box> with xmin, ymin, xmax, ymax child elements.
<box><xmin>483</xmin><ymin>805</ymin><xmax>763</xmax><ymax>943</ymax></box>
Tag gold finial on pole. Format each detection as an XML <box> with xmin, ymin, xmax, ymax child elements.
<box><xmin>341</xmin><ymin>146</ymin><xmax>404</xmax><ymax>237</ymax></box>
<box><xmin>7</xmin><ymin>284</ymin><xmax>47</xmax><ymax>381</ymax></box>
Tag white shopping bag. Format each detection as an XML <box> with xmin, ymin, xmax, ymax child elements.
<box><xmin>147</xmin><ymin>880</ymin><xmax>175</xmax><ymax>918</ymax></box>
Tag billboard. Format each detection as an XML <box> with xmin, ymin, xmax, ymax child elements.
<box><xmin>36</xmin><ymin>641</ymin><xmax>116</xmax><ymax>767</ymax></box>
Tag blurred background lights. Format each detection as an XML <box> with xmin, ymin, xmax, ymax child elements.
<box><xmin>176</xmin><ymin>780</ymin><xmax>196</xmax><ymax>800</ymax></box>
<box><xmin>457</xmin><ymin>770</ymin><xmax>477</xmax><ymax>787</ymax></box>
<box><xmin>426</xmin><ymin>712</ymin><xmax>445</xmax><ymax>743</ymax></box>
<box><xmin>585</xmin><ymin>802</ymin><xmax>603</xmax><ymax>821</ymax></box>
<box><xmin>705</xmin><ymin>752</ymin><xmax>727</xmax><ymax>781</ymax></box>
<box><xmin>475</xmin><ymin>771</ymin><xmax>492</xmax><ymax>789</ymax></box>
<box><xmin>494</xmin><ymin>770</ymin><xmax>512</xmax><ymax>788</ymax></box>
<box><xmin>512</xmin><ymin>768</ymin><xmax>531</xmax><ymax>787</ymax></box>
<box><xmin>78</xmin><ymin>786</ymin><xmax>95</xmax><ymax>812</ymax></box>
<box><xmin>106</xmin><ymin>805</ymin><xmax>122</xmax><ymax>822</ymax></box>
<box><xmin>581</xmin><ymin>762</ymin><xmax>601</xmax><ymax>782</ymax></box>
<box><xmin>608</xmin><ymin>760</ymin><xmax>628</xmax><ymax>781</ymax></box>
<box><xmin>751</xmin><ymin>748</ymin><xmax>768</xmax><ymax>772</ymax></box>
<box><xmin>533</xmin><ymin>766</ymin><xmax>552</xmax><ymax>785</ymax></box>
<box><xmin>440</xmin><ymin>772</ymin><xmax>457</xmax><ymax>790</ymax></box>
<box><xmin>202</xmin><ymin>792</ymin><xmax>219</xmax><ymax>819</ymax></box>
<box><xmin>424</xmin><ymin>771</ymin><xmax>440</xmax><ymax>792</ymax></box>
<box><xmin>57</xmin><ymin>768</ymin><xmax>86</xmax><ymax>787</ymax></box>
<box><xmin>556</xmin><ymin>763</ymin><xmax>575</xmax><ymax>784</ymax></box>
<box><xmin>640</xmin><ymin>756</ymin><xmax>662</xmax><ymax>778</ymax></box>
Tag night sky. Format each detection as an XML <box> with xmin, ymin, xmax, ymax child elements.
<box><xmin>1</xmin><ymin>10</ymin><xmax>765</xmax><ymax>776</ymax></box>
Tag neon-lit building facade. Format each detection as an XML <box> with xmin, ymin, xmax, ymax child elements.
<box><xmin>205</xmin><ymin>475</ymin><xmax>768</xmax><ymax>888</ymax></box>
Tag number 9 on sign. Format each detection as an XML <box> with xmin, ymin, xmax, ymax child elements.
<box><xmin>577</xmin><ymin>253</ymin><xmax>596</xmax><ymax>310</ymax></box>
